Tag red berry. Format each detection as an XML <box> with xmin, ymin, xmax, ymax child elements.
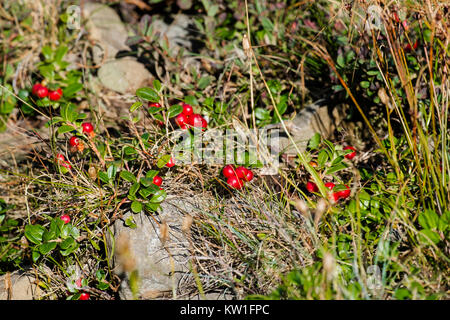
<box><xmin>189</xmin><ymin>114</ymin><xmax>207</xmax><ymax>130</ymax></box>
<box><xmin>60</xmin><ymin>215</ymin><xmax>71</xmax><ymax>224</ymax></box>
<box><xmin>325</xmin><ymin>182</ymin><xmax>336</xmax><ymax>191</ymax></box>
<box><xmin>69</xmin><ymin>136</ymin><xmax>80</xmax><ymax>147</ymax></box>
<box><xmin>79</xmin><ymin>293</ymin><xmax>90</xmax><ymax>300</ymax></box>
<box><xmin>166</xmin><ymin>157</ymin><xmax>175</xmax><ymax>168</ymax></box>
<box><xmin>149</xmin><ymin>102</ymin><xmax>161</xmax><ymax>108</ymax></box>
<box><xmin>56</xmin><ymin>153</ymin><xmax>65</xmax><ymax>162</ymax></box>
<box><xmin>32</xmin><ymin>83</ymin><xmax>42</xmax><ymax>95</ymax></box>
<box><xmin>243</xmin><ymin>169</ymin><xmax>254</xmax><ymax>182</ymax></box>
<box><xmin>35</xmin><ymin>85</ymin><xmax>48</xmax><ymax>98</ymax></box>
<box><xmin>56</xmin><ymin>154</ymin><xmax>71</xmax><ymax>169</ymax></box>
<box><xmin>75</xmin><ymin>278</ymin><xmax>82</xmax><ymax>288</ymax></box>
<box><xmin>175</xmin><ymin>113</ymin><xmax>189</xmax><ymax>129</ymax></box>
<box><xmin>393</xmin><ymin>12</ymin><xmax>400</xmax><ymax>23</ymax></box>
<box><xmin>227</xmin><ymin>176</ymin><xmax>243</xmax><ymax>189</ymax></box>
<box><xmin>343</xmin><ymin>146</ymin><xmax>356</xmax><ymax>160</ymax></box>
<box><xmin>306</xmin><ymin>181</ymin><xmax>319</xmax><ymax>193</ymax></box>
<box><xmin>182</xmin><ymin>103</ymin><xmax>194</xmax><ymax>116</ymax></box>
<box><xmin>153</xmin><ymin>175</ymin><xmax>163</xmax><ymax>186</ymax></box>
<box><xmin>61</xmin><ymin>161</ymin><xmax>72</xmax><ymax>169</ymax></box>
<box><xmin>81</xmin><ymin>122</ymin><xmax>94</xmax><ymax>134</ymax></box>
<box><xmin>48</xmin><ymin>88</ymin><xmax>63</xmax><ymax>101</ymax></box>
<box><xmin>222</xmin><ymin>165</ymin><xmax>236</xmax><ymax>178</ymax></box>
<box><xmin>337</xmin><ymin>185</ymin><xmax>351</xmax><ymax>199</ymax></box>
<box><xmin>235</xmin><ymin>167</ymin><xmax>248</xmax><ymax>179</ymax></box>
<box><xmin>331</xmin><ymin>192</ymin><xmax>341</xmax><ymax>202</ymax></box>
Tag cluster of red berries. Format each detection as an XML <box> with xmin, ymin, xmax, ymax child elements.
<box><xmin>391</xmin><ymin>12</ymin><xmax>419</xmax><ymax>52</ymax></box>
<box><xmin>55</xmin><ymin>122</ymin><xmax>96</xmax><ymax>169</ymax></box>
<box><xmin>32</xmin><ymin>83</ymin><xmax>63</xmax><ymax>101</ymax></box>
<box><xmin>305</xmin><ymin>145</ymin><xmax>357</xmax><ymax>202</ymax></box>
<box><xmin>343</xmin><ymin>146</ymin><xmax>356</xmax><ymax>160</ymax></box>
<box><xmin>175</xmin><ymin>103</ymin><xmax>208</xmax><ymax>130</ymax></box>
<box><xmin>68</xmin><ymin>122</ymin><xmax>95</xmax><ymax>153</ymax></box>
<box><xmin>222</xmin><ymin>165</ymin><xmax>254</xmax><ymax>189</ymax></box>
<box><xmin>306</xmin><ymin>181</ymin><xmax>350</xmax><ymax>202</ymax></box>
<box><xmin>56</xmin><ymin>153</ymin><xmax>72</xmax><ymax>170</ymax></box>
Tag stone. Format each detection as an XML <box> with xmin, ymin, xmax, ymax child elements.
<box><xmin>151</xmin><ymin>14</ymin><xmax>195</xmax><ymax>54</ymax></box>
<box><xmin>110</xmin><ymin>196</ymin><xmax>210</xmax><ymax>300</ymax></box>
<box><xmin>97</xmin><ymin>58</ymin><xmax>153</xmax><ymax>94</ymax></box>
<box><xmin>83</xmin><ymin>2</ymin><xmax>130</xmax><ymax>64</ymax></box>
<box><xmin>0</xmin><ymin>118</ymin><xmax>47</xmax><ymax>169</ymax></box>
<box><xmin>269</xmin><ymin>100</ymin><xmax>347</xmax><ymax>156</ymax></box>
<box><xmin>0</xmin><ymin>270</ymin><xmax>41</xmax><ymax>300</ymax></box>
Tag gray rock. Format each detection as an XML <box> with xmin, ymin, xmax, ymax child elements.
<box><xmin>83</xmin><ymin>3</ymin><xmax>154</xmax><ymax>94</ymax></box>
<box><xmin>111</xmin><ymin>197</ymin><xmax>210</xmax><ymax>300</ymax></box>
<box><xmin>0</xmin><ymin>270</ymin><xmax>41</xmax><ymax>300</ymax></box>
<box><xmin>83</xmin><ymin>2</ymin><xmax>130</xmax><ymax>64</ymax></box>
<box><xmin>0</xmin><ymin>119</ymin><xmax>47</xmax><ymax>169</ymax></box>
<box><xmin>269</xmin><ymin>100</ymin><xmax>347</xmax><ymax>156</ymax></box>
<box><xmin>97</xmin><ymin>58</ymin><xmax>153</xmax><ymax>94</ymax></box>
<box><xmin>151</xmin><ymin>14</ymin><xmax>194</xmax><ymax>54</ymax></box>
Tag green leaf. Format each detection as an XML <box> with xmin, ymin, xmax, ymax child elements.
<box><xmin>418</xmin><ymin>209</ymin><xmax>439</xmax><ymax>230</ymax></box>
<box><xmin>331</xmin><ymin>155</ymin><xmax>345</xmax><ymax>166</ymax></box>
<box><xmin>131</xmin><ymin>201</ymin><xmax>143</xmax><ymax>213</ymax></box>
<box><xmin>120</xmin><ymin>171</ymin><xmax>137</xmax><ymax>183</ymax></box>
<box><xmin>184</xmin><ymin>95</ymin><xmax>198</xmax><ymax>106</ymax></box>
<box><xmin>41</xmin><ymin>45</ymin><xmax>53</xmax><ymax>61</ymax></box>
<box><xmin>24</xmin><ymin>224</ymin><xmax>45</xmax><ymax>245</ymax></box>
<box><xmin>337</xmin><ymin>54</ymin><xmax>345</xmax><ymax>68</ymax></box>
<box><xmin>139</xmin><ymin>177</ymin><xmax>153</xmax><ymax>187</ymax></box>
<box><xmin>129</xmin><ymin>182</ymin><xmax>140</xmax><ymax>196</ymax></box>
<box><xmin>136</xmin><ymin>87</ymin><xmax>159</xmax><ymax>102</ymax></box>
<box><xmin>43</xmin><ymin>220</ymin><xmax>60</xmax><ymax>242</ymax></box>
<box><xmin>148</xmin><ymin>106</ymin><xmax>162</xmax><ymax>114</ymax></box>
<box><xmin>149</xmin><ymin>189</ymin><xmax>167</xmax><ymax>203</ymax></box>
<box><xmin>261</xmin><ymin>17</ymin><xmax>274</xmax><ymax>32</ymax></box>
<box><xmin>98</xmin><ymin>171</ymin><xmax>110</xmax><ymax>184</ymax></box>
<box><xmin>325</xmin><ymin>162</ymin><xmax>348</xmax><ymax>175</ymax></box>
<box><xmin>153</xmin><ymin>79</ymin><xmax>162</xmax><ymax>92</ymax></box>
<box><xmin>60</xmin><ymin>243</ymin><xmax>79</xmax><ymax>256</ymax></box>
<box><xmin>32</xmin><ymin>250</ymin><xmax>41</xmax><ymax>262</ymax></box>
<box><xmin>45</xmin><ymin>117</ymin><xmax>63</xmax><ymax>128</ymax></box>
<box><xmin>54</xmin><ymin>45</ymin><xmax>68</xmax><ymax>63</ymax></box>
<box><xmin>198</xmin><ymin>76</ymin><xmax>211</xmax><ymax>90</ymax></box>
<box><xmin>130</xmin><ymin>101</ymin><xmax>143</xmax><ymax>112</ymax></box>
<box><xmin>57</xmin><ymin>125</ymin><xmax>74</xmax><ymax>134</ymax></box>
<box><xmin>255</xmin><ymin>108</ymin><xmax>271</xmax><ymax>121</ymax></box>
<box><xmin>438</xmin><ymin>211</ymin><xmax>450</xmax><ymax>232</ymax></box>
<box><xmin>60</xmin><ymin>237</ymin><xmax>76</xmax><ymax>250</ymax></box>
<box><xmin>308</xmin><ymin>133</ymin><xmax>321</xmax><ymax>150</ymax></box>
<box><xmin>418</xmin><ymin>229</ymin><xmax>440</xmax><ymax>245</ymax></box>
<box><xmin>125</xmin><ymin>216</ymin><xmax>137</xmax><ymax>229</ymax></box>
<box><xmin>89</xmin><ymin>238</ymin><xmax>101</xmax><ymax>251</ymax></box>
<box><xmin>145</xmin><ymin>170</ymin><xmax>159</xmax><ymax>179</ymax></box>
<box><xmin>38</xmin><ymin>241</ymin><xmax>57</xmax><ymax>255</ymax></box>
<box><xmin>317</xmin><ymin>150</ymin><xmax>329</xmax><ymax>167</ymax></box>
<box><xmin>97</xmin><ymin>282</ymin><xmax>110</xmax><ymax>290</ymax></box>
<box><xmin>123</xmin><ymin>146</ymin><xmax>137</xmax><ymax>155</ymax></box>
<box><xmin>63</xmin><ymin>83</ymin><xmax>83</xmax><ymax>98</ymax></box>
<box><xmin>107</xmin><ymin>164</ymin><xmax>117</xmax><ymax>180</ymax></box>
<box><xmin>61</xmin><ymin>223</ymin><xmax>79</xmax><ymax>239</ymax></box>
<box><xmin>145</xmin><ymin>202</ymin><xmax>160</xmax><ymax>212</ymax></box>
<box><xmin>168</xmin><ymin>104</ymin><xmax>183</xmax><ymax>118</ymax></box>
<box><xmin>157</xmin><ymin>155</ymin><xmax>172</xmax><ymax>168</ymax></box>
<box><xmin>138</xmin><ymin>187</ymin><xmax>152</xmax><ymax>199</ymax></box>
<box><xmin>360</xmin><ymin>81</ymin><xmax>370</xmax><ymax>89</ymax></box>
<box><xmin>39</xmin><ymin>64</ymin><xmax>55</xmax><ymax>80</ymax></box>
